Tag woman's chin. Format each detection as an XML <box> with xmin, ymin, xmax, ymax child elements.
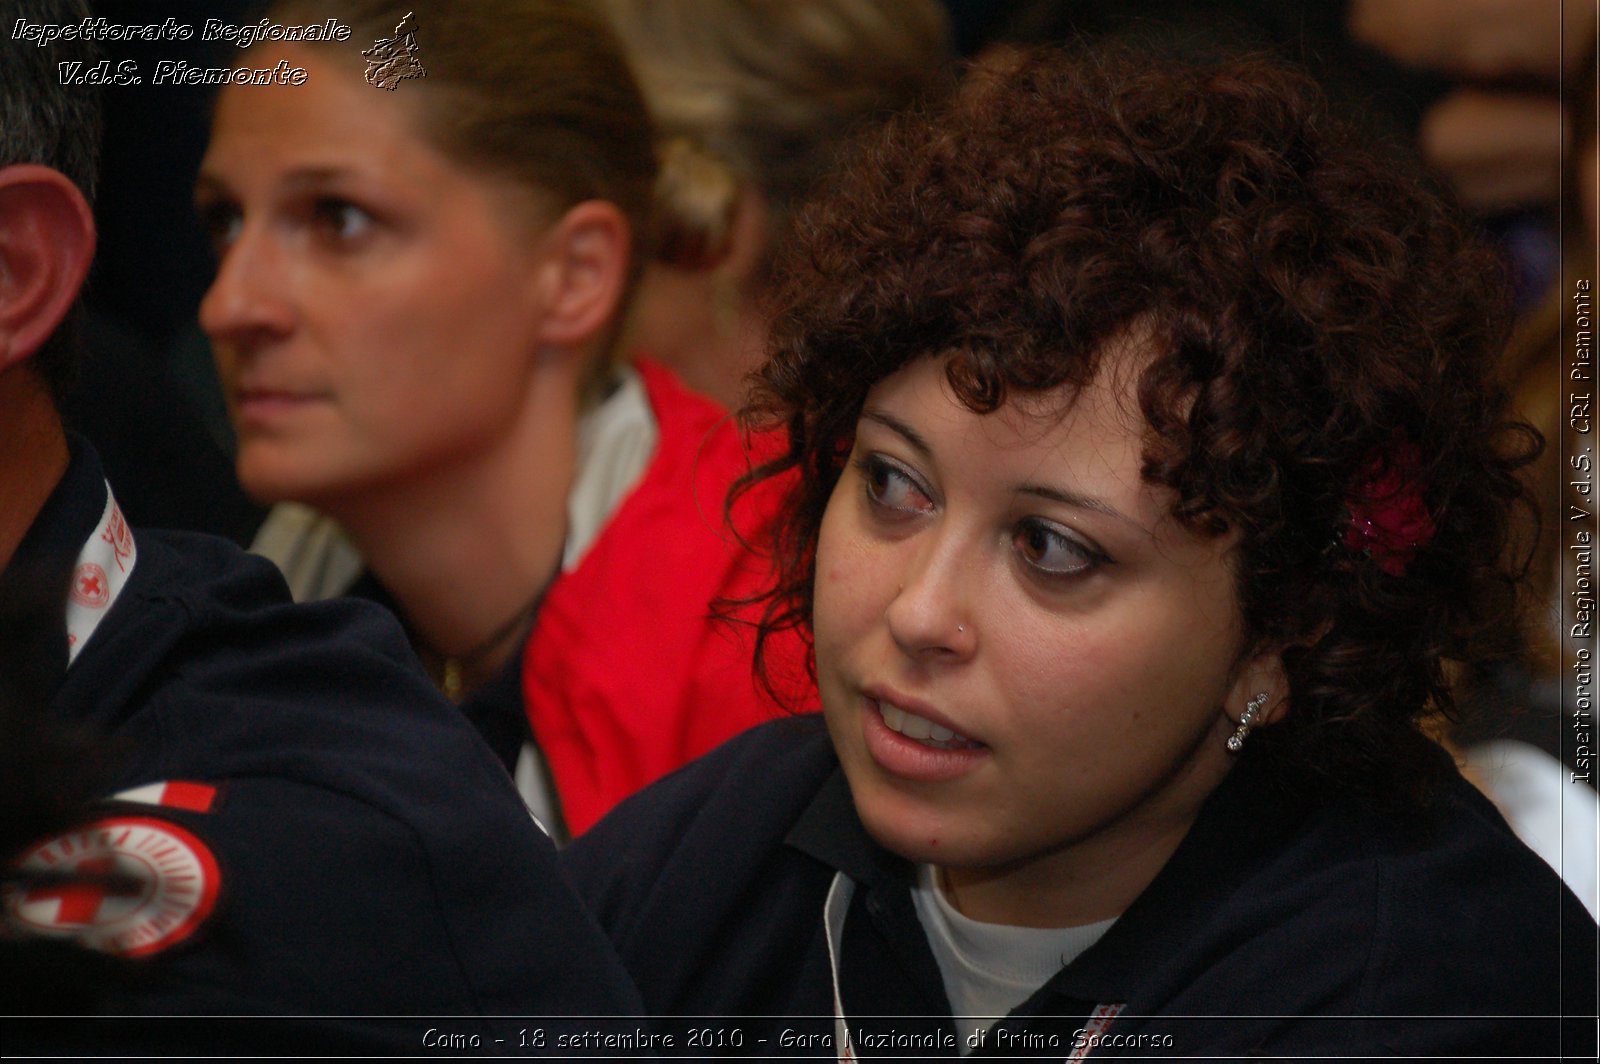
<box><xmin>236</xmin><ymin>450</ymin><xmax>351</xmax><ymax>511</ymax></box>
<box><xmin>847</xmin><ymin>776</ymin><xmax>992</xmax><ymax>870</ymax></box>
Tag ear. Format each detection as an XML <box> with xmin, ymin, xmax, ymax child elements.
<box><xmin>1225</xmin><ymin>645</ymin><xmax>1292</xmax><ymax>729</ymax></box>
<box><xmin>0</xmin><ymin>165</ymin><xmax>95</xmax><ymax>372</ymax></box>
<box><xmin>715</xmin><ymin>182</ymin><xmax>772</xmax><ymax>291</ymax></box>
<box><xmin>532</xmin><ymin>200</ymin><xmax>631</xmax><ymax>351</ymax></box>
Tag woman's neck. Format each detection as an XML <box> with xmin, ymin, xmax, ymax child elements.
<box><xmin>326</xmin><ymin>369</ymin><xmax>580</xmax><ymax>694</ymax></box>
<box><xmin>628</xmin><ymin>266</ymin><xmax>767</xmax><ymax>411</ymax></box>
<box><xmin>939</xmin><ymin>822</ymin><xmax>1185</xmax><ymax>929</ymax></box>
<box><xmin>939</xmin><ymin>745</ymin><xmax>1233</xmax><ymax>928</ymax></box>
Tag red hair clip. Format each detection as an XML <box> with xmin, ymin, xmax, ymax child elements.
<box><xmin>1342</xmin><ymin>436</ymin><xmax>1435</xmax><ymax>577</ymax></box>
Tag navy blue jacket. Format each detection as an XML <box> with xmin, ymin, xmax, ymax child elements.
<box><xmin>567</xmin><ymin>715</ymin><xmax>1599</xmax><ymax>1059</ymax></box>
<box><xmin>3</xmin><ymin>441</ymin><xmax>644</xmax><ymax>1053</ymax></box>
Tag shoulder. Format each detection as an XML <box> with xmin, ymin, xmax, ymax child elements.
<box><xmin>72</xmin><ymin>526</ymin><xmax>527</xmax><ymax>851</ymax></box>
<box><xmin>116</xmin><ymin>526</ymin><xmax>393</xmax><ymax>653</ymax></box>
<box><xmin>65</xmin><ymin>527</ymin><xmax>431</xmax><ymax>747</ymax></box>
<box><xmin>1176</xmin><ymin>768</ymin><xmax>1598</xmax><ymax>1054</ymax></box>
<box><xmin>51</xmin><ymin>528</ymin><xmax>642</xmax><ymax>1019</ymax></box>
<box><xmin>1320</xmin><ymin>776</ymin><xmax>1595</xmax><ymax>1054</ymax></box>
<box><xmin>562</xmin><ymin>715</ymin><xmax>840</xmax><ymax>1016</ymax></box>
<box><xmin>1460</xmin><ymin>739</ymin><xmax>1600</xmax><ymax>919</ymax></box>
<box><xmin>564</xmin><ymin>715</ymin><xmax>834</xmax><ymax>924</ymax></box>
<box><xmin>1355</xmin><ymin>775</ymin><xmax>1597</xmax><ymax>1021</ymax></box>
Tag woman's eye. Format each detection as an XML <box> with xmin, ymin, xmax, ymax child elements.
<box><xmin>198</xmin><ymin>202</ymin><xmax>242</xmax><ymax>252</ymax></box>
<box><xmin>858</xmin><ymin>455</ymin><xmax>932</xmax><ymax>515</ymax></box>
<box><xmin>1014</xmin><ymin>519</ymin><xmax>1103</xmax><ymax>578</ymax></box>
<box><xmin>311</xmin><ymin>199</ymin><xmax>375</xmax><ymax>243</ymax></box>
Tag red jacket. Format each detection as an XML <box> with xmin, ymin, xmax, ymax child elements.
<box><xmin>522</xmin><ymin>361</ymin><xmax>813</xmax><ymax>835</ymax></box>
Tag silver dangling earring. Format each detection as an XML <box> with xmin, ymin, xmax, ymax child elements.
<box><xmin>1227</xmin><ymin>692</ymin><xmax>1268</xmax><ymax>753</ymax></box>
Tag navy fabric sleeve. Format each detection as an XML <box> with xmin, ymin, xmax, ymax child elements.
<box><xmin>21</xmin><ymin>525</ymin><xmax>645</xmax><ymax>1051</ymax></box>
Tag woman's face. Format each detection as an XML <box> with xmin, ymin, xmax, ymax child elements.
<box><xmin>813</xmin><ymin>354</ymin><xmax>1277</xmax><ymax>925</ymax></box>
<box><xmin>197</xmin><ymin>44</ymin><xmax>556</xmax><ymax>507</ymax></box>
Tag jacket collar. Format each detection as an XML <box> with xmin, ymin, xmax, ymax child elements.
<box><xmin>782</xmin><ymin>749</ymin><xmax>1314</xmax><ymax>1010</ymax></box>
<box><xmin>785</xmin><ymin>767</ymin><xmax>915</xmax><ymax>890</ymax></box>
<box><xmin>0</xmin><ymin>434</ymin><xmax>109</xmax><ymax>692</ymax></box>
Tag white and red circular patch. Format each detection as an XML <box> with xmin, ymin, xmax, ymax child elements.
<box><xmin>69</xmin><ymin>563</ymin><xmax>110</xmax><ymax>609</ymax></box>
<box><xmin>3</xmin><ymin>816</ymin><xmax>221</xmax><ymax>958</ymax></box>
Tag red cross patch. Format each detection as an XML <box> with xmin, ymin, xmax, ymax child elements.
<box><xmin>3</xmin><ymin>816</ymin><xmax>221</xmax><ymax>958</ymax></box>
<box><xmin>69</xmin><ymin>563</ymin><xmax>111</xmax><ymax>609</ymax></box>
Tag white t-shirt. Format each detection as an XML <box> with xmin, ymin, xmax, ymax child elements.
<box><xmin>911</xmin><ymin>864</ymin><xmax>1116</xmax><ymax>1055</ymax></box>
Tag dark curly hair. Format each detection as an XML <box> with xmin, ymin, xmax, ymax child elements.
<box><xmin>736</xmin><ymin>46</ymin><xmax>1540</xmax><ymax>808</ymax></box>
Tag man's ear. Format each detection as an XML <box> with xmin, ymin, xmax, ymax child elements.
<box><xmin>0</xmin><ymin>165</ymin><xmax>95</xmax><ymax>372</ymax></box>
<box><xmin>531</xmin><ymin>200</ymin><xmax>631</xmax><ymax>351</ymax></box>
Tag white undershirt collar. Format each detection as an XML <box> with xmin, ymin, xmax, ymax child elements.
<box><xmin>912</xmin><ymin>864</ymin><xmax>1117</xmax><ymax>1054</ymax></box>
<box><xmin>63</xmin><ymin>482</ymin><xmax>137</xmax><ymax>668</ymax></box>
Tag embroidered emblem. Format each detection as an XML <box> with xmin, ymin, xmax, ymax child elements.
<box><xmin>101</xmin><ymin>503</ymin><xmax>134</xmax><ymax>573</ymax></box>
<box><xmin>1066</xmin><ymin>1002</ymin><xmax>1125</xmax><ymax>1062</ymax></box>
<box><xmin>66</xmin><ymin>486</ymin><xmax>137</xmax><ymax>666</ymax></box>
<box><xmin>3</xmin><ymin>816</ymin><xmax>221</xmax><ymax>958</ymax></box>
<box><xmin>69</xmin><ymin>563</ymin><xmax>110</xmax><ymax>608</ymax></box>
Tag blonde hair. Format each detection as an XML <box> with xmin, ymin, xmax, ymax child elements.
<box><xmin>597</xmin><ymin>0</ymin><xmax>951</xmax><ymax>270</ymax></box>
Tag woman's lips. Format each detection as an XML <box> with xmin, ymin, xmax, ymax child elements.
<box><xmin>232</xmin><ymin>389</ymin><xmax>326</xmax><ymax>425</ymax></box>
<box><xmin>861</xmin><ymin>694</ymin><xmax>989</xmax><ymax>782</ymax></box>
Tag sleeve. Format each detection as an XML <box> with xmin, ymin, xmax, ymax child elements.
<box><xmin>31</xmin><ymin>546</ymin><xmax>645</xmax><ymax>1052</ymax></box>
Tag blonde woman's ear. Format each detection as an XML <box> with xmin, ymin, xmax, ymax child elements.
<box><xmin>531</xmin><ymin>200</ymin><xmax>631</xmax><ymax>352</ymax></box>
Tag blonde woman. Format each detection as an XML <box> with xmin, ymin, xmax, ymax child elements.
<box><xmin>199</xmin><ymin>0</ymin><xmax>799</xmax><ymax>837</ymax></box>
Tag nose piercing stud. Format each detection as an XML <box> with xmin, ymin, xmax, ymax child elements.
<box><xmin>957</xmin><ymin>625</ymin><xmax>965</xmax><ymax>633</ymax></box>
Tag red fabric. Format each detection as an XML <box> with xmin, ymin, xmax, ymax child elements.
<box><xmin>521</xmin><ymin>361</ymin><xmax>813</xmax><ymax>835</ymax></box>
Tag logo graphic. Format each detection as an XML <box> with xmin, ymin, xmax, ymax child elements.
<box><xmin>101</xmin><ymin>503</ymin><xmax>134</xmax><ymax>573</ymax></box>
<box><xmin>1066</xmin><ymin>1002</ymin><xmax>1125</xmax><ymax>1062</ymax></box>
<box><xmin>70</xmin><ymin>563</ymin><xmax>110</xmax><ymax>608</ymax></box>
<box><xmin>362</xmin><ymin>11</ymin><xmax>425</xmax><ymax>90</ymax></box>
<box><xmin>4</xmin><ymin>816</ymin><xmax>222</xmax><ymax>958</ymax></box>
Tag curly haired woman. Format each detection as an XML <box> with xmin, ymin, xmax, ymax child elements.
<box><xmin>565</xmin><ymin>47</ymin><xmax>1598</xmax><ymax>1056</ymax></box>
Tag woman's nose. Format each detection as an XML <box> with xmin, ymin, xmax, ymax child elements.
<box><xmin>883</xmin><ymin>534</ymin><xmax>978</xmax><ymax>662</ymax></box>
<box><xmin>198</xmin><ymin>223</ymin><xmax>295</xmax><ymax>350</ymax></box>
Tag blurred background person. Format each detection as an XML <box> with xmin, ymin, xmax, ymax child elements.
<box><xmin>199</xmin><ymin>0</ymin><xmax>805</xmax><ymax>839</ymax></box>
<box><xmin>597</xmin><ymin>0</ymin><xmax>952</xmax><ymax>411</ymax></box>
<box><xmin>1346</xmin><ymin>0</ymin><xmax>1589</xmax><ymax>221</ymax></box>
<box><xmin>982</xmin><ymin>0</ymin><xmax>1583</xmax><ymax>310</ymax></box>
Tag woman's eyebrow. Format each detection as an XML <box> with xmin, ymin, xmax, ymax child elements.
<box><xmin>863</xmin><ymin>405</ymin><xmax>1145</xmax><ymax>531</ymax></box>
<box><xmin>196</xmin><ymin>165</ymin><xmax>353</xmax><ymax>198</ymax></box>
<box><xmin>193</xmin><ymin>171</ymin><xmax>230</xmax><ymax>200</ymax></box>
<box><xmin>1016</xmin><ymin>483</ymin><xmax>1143</xmax><ymax>532</ymax></box>
<box><xmin>860</xmin><ymin>409</ymin><xmax>932</xmax><ymax>457</ymax></box>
